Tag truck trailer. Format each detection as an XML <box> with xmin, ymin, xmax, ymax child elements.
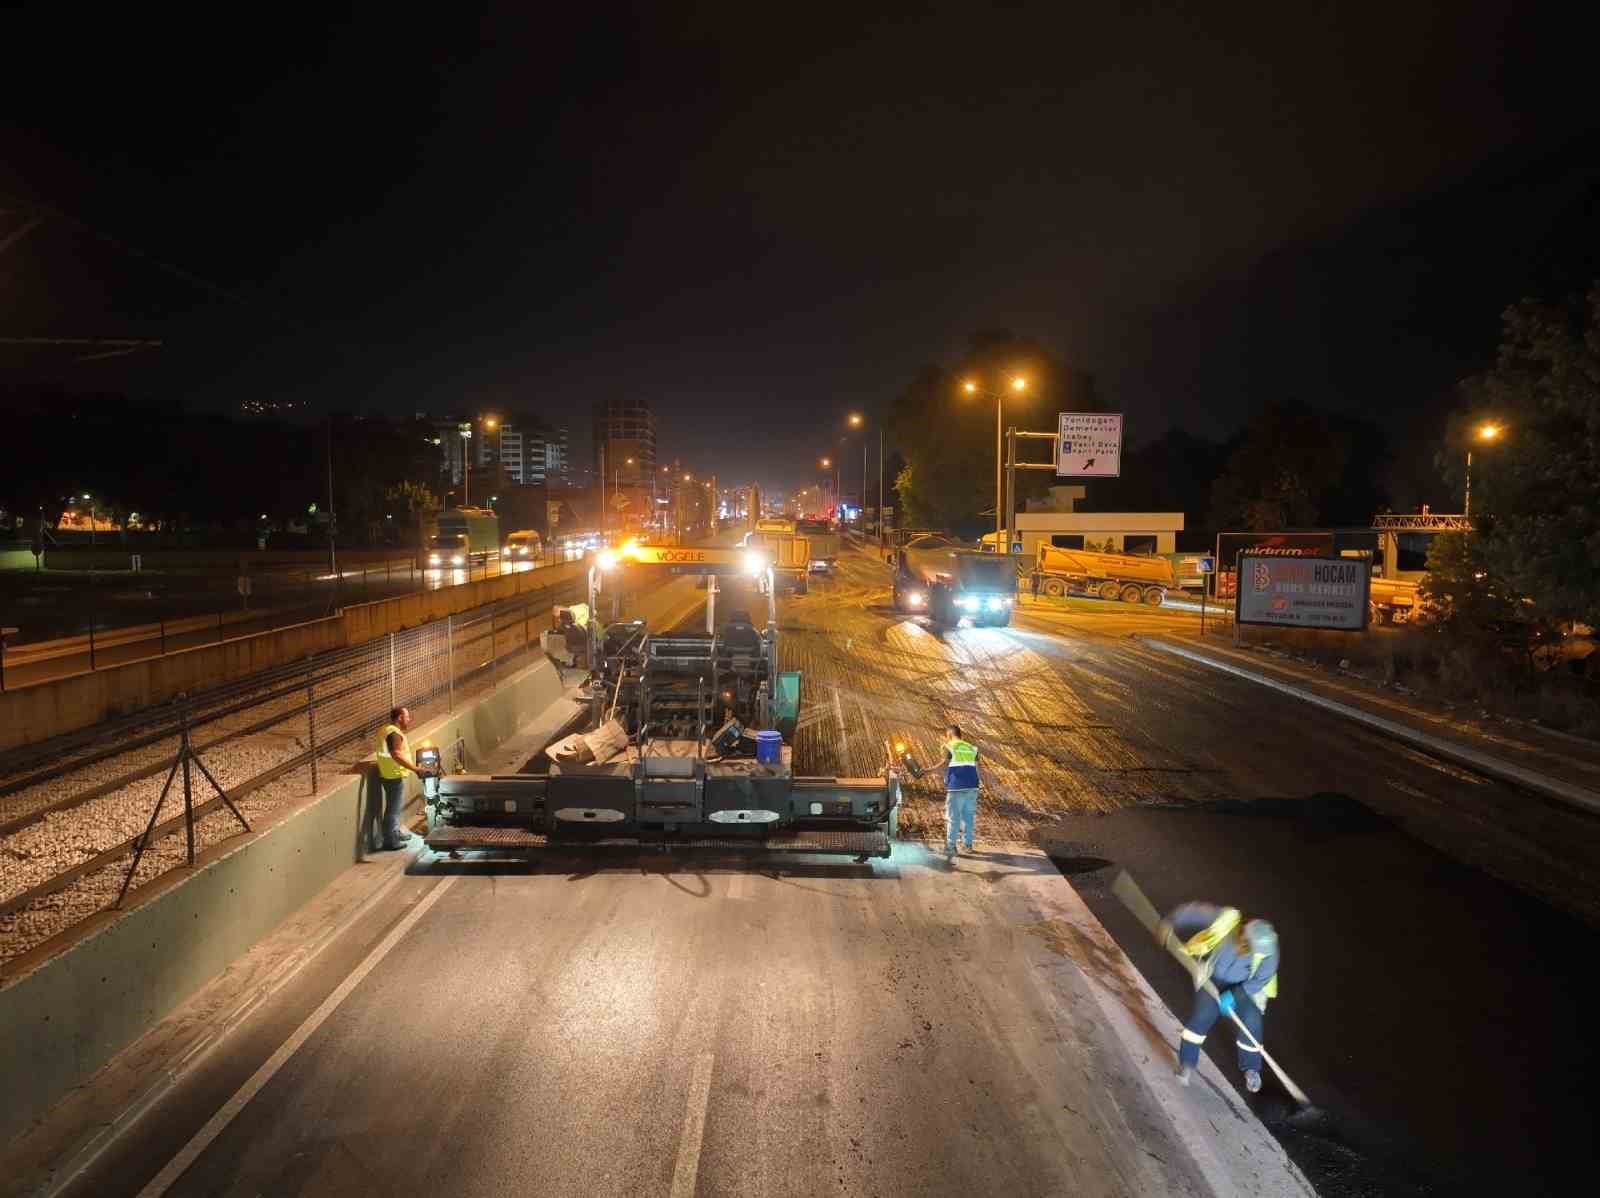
<box><xmin>427</xmin><ymin>507</ymin><xmax>500</xmax><ymax>569</ymax></box>
<box><xmin>796</xmin><ymin>518</ymin><xmax>840</xmax><ymax>574</ymax></box>
<box><xmin>892</xmin><ymin>537</ymin><xmax>1017</xmax><ymax>627</ymax></box>
<box><xmin>1031</xmin><ymin>544</ymin><xmax>1174</xmax><ymax>605</ymax></box>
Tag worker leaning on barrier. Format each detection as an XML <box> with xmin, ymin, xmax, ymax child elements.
<box><xmin>371</xmin><ymin>705</ymin><xmax>426</xmax><ymax>852</ymax></box>
<box><xmin>1159</xmin><ymin>902</ymin><xmax>1279</xmax><ymax>1093</ymax></box>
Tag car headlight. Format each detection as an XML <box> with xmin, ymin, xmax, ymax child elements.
<box><xmin>451</xmin><ymin>554</ymin><xmax>465</xmax><ymax>565</ymax></box>
<box><xmin>907</xmin><ymin>591</ymin><xmax>925</xmax><ymax>607</ymax></box>
<box><xmin>428</xmin><ymin>553</ymin><xmax>440</xmax><ymax>564</ymax></box>
<box><xmin>743</xmin><ymin>550</ymin><xmax>767</xmax><ymax>576</ymax></box>
<box><xmin>986</xmin><ymin>597</ymin><xmax>1003</xmax><ymax>611</ymax></box>
<box><xmin>959</xmin><ymin>596</ymin><xmax>979</xmax><ymax>612</ymax></box>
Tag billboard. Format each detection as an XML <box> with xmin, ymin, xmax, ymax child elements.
<box><xmin>1235</xmin><ymin>554</ymin><xmax>1371</xmax><ymax>631</ymax></box>
<box><xmin>1056</xmin><ymin>412</ymin><xmax>1123</xmax><ymax>477</ymax></box>
<box><xmin>1213</xmin><ymin>531</ymin><xmax>1335</xmax><ymax>599</ymax></box>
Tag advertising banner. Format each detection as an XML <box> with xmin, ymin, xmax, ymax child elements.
<box><xmin>1213</xmin><ymin>531</ymin><xmax>1335</xmax><ymax>599</ymax></box>
<box><xmin>1235</xmin><ymin>554</ymin><xmax>1371</xmax><ymax>631</ymax></box>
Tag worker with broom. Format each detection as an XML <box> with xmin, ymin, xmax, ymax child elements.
<box><xmin>1158</xmin><ymin>903</ymin><xmax>1279</xmax><ymax>1093</ymax></box>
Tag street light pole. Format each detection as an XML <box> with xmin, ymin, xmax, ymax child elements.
<box><xmin>1464</xmin><ymin>422</ymin><xmax>1503</xmax><ymax>518</ymax></box>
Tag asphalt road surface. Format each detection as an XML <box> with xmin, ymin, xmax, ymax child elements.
<box><xmin>32</xmin><ymin>538</ymin><xmax>1600</xmax><ymax>1197</ymax></box>
<box><xmin>764</xmin><ymin>544</ymin><xmax>1600</xmax><ymax>1195</ymax></box>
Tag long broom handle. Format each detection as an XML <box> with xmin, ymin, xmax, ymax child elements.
<box><xmin>1111</xmin><ymin>872</ymin><xmax>1313</xmax><ymax>1108</ymax></box>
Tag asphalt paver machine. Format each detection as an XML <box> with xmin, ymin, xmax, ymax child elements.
<box><xmin>424</xmin><ymin>544</ymin><xmax>900</xmax><ymax>859</ymax></box>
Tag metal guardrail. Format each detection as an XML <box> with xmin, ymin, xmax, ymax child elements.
<box><xmin>0</xmin><ymin>573</ymin><xmax>583</xmax><ymax>968</ymax></box>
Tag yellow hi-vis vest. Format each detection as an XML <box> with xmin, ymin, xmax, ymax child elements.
<box><xmin>377</xmin><ymin>723</ymin><xmax>409</xmax><ymax>780</ymax></box>
<box><xmin>1185</xmin><ymin>907</ymin><xmax>1278</xmax><ymax>1006</ymax></box>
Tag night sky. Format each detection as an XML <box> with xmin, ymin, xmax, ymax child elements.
<box><xmin>3</xmin><ymin>2</ymin><xmax>1594</xmax><ymax>495</ymax></box>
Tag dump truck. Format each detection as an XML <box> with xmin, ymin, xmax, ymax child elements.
<box><xmin>1339</xmin><ymin>549</ymin><xmax>1421</xmax><ymax>624</ymax></box>
<box><xmin>1032</xmin><ymin>544</ymin><xmax>1175</xmax><ymax>606</ymax></box>
<box><xmin>744</xmin><ymin>529</ymin><xmax>812</xmax><ymax>594</ymax></box>
<box><xmin>892</xmin><ymin>537</ymin><xmax>1017</xmax><ymax>627</ymax></box>
<box><xmin>796</xmin><ymin>518</ymin><xmax>841</xmax><ymax>574</ymax></box>
<box><xmin>423</xmin><ymin>544</ymin><xmax>899</xmax><ymax>861</ymax></box>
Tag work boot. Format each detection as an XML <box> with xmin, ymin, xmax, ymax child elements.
<box><xmin>1175</xmin><ymin>1066</ymin><xmax>1191</xmax><ymax>1087</ymax></box>
<box><xmin>1244</xmin><ymin>1069</ymin><xmax>1262</xmax><ymax>1093</ymax></box>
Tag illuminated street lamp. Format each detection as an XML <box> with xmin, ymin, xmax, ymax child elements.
<box><xmin>1464</xmin><ymin>422</ymin><xmax>1504</xmax><ymax>518</ymax></box>
<box><xmin>962</xmin><ymin>376</ymin><xmax>1028</xmax><ymax>547</ymax></box>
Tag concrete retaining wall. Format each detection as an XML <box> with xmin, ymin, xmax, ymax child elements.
<box><xmin>0</xmin><ymin>558</ymin><xmax>588</xmax><ymax>753</ymax></box>
<box><xmin>0</xmin><ymin>655</ymin><xmax>568</xmax><ymax>1150</ymax></box>
<box><xmin>39</xmin><ymin>547</ymin><xmax>418</xmax><ymax>571</ymax></box>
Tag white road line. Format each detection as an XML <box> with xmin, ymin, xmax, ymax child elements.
<box><xmin>669</xmin><ymin>1051</ymin><xmax>716</xmax><ymax>1198</ymax></box>
<box><xmin>136</xmin><ymin>876</ymin><xmax>458</xmax><ymax>1198</ymax></box>
<box><xmin>832</xmin><ymin>686</ymin><xmax>846</xmax><ymax>737</ymax></box>
<box><xmin>42</xmin><ymin>866</ymin><xmax>415</xmax><ymax>1198</ymax></box>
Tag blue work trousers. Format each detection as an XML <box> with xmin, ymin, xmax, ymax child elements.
<box><xmin>1178</xmin><ymin>985</ymin><xmax>1265</xmax><ymax>1073</ymax></box>
<box><xmin>944</xmin><ymin>788</ymin><xmax>978</xmax><ymax>852</ymax></box>
<box><xmin>369</xmin><ymin>776</ymin><xmax>407</xmax><ymax>849</ymax></box>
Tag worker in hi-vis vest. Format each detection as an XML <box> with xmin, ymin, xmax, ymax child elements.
<box><xmin>939</xmin><ymin>723</ymin><xmax>981</xmax><ymax>858</ymax></box>
<box><xmin>372</xmin><ymin>704</ymin><xmax>425</xmax><ymax>851</ymax></box>
<box><xmin>1159</xmin><ymin>903</ymin><xmax>1280</xmax><ymax>1092</ymax></box>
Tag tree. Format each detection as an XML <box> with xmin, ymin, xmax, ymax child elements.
<box><xmin>887</xmin><ymin>331</ymin><xmax>1087</xmax><ymax>535</ymax></box>
<box><xmin>1446</xmin><ymin>285</ymin><xmax>1600</xmax><ymax>626</ymax></box>
<box><xmin>387</xmin><ymin>480</ymin><xmax>440</xmax><ymax>558</ymax></box>
<box><xmin>1208</xmin><ymin>402</ymin><xmax>1355</xmax><ymax>531</ymax></box>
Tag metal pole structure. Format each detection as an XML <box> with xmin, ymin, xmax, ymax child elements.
<box><xmin>995</xmin><ymin>394</ymin><xmax>1004</xmax><ymax>549</ymax></box>
<box><xmin>447</xmin><ymin>613</ymin><xmax>455</xmax><ymax>712</ymax></box>
<box><xmin>181</xmin><ymin>705</ymin><xmax>196</xmax><ymax>867</ymax></box>
<box><xmin>308</xmin><ymin>672</ymin><xmax>319</xmax><ymax>794</ymax></box>
<box><xmin>1005</xmin><ymin>428</ymin><xmax>1017</xmax><ymax>557</ymax></box>
<box><xmin>878</xmin><ymin>426</ymin><xmax>885</xmax><ymax>545</ymax></box>
<box><xmin>1464</xmin><ymin>449</ymin><xmax>1473</xmax><ymax>519</ymax></box>
<box><xmin>389</xmin><ymin>632</ymin><xmax>397</xmax><ymax>710</ymax></box>
<box><xmin>599</xmin><ymin>443</ymin><xmax>607</xmax><ymax>540</ymax></box>
<box><xmin>327</xmin><ymin>418</ymin><xmax>338</xmax><ymax>580</ymax></box>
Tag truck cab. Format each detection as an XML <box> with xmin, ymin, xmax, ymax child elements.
<box><xmin>504</xmin><ymin>529</ymin><xmax>544</xmax><ymax>562</ymax></box>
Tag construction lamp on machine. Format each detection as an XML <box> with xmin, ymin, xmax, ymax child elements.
<box><xmin>596</xmin><ymin>549</ymin><xmax>621</xmax><ymax>570</ymax></box>
<box><xmin>742</xmin><ymin>550</ymin><xmax>767</xmax><ymax>576</ymax></box>
<box><xmin>905</xmin><ymin>591</ymin><xmax>925</xmax><ymax>608</ymax></box>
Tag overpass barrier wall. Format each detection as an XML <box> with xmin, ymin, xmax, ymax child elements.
<box><xmin>0</xmin><ymin>652</ymin><xmax>570</xmax><ymax>1152</ymax></box>
<box><xmin>0</xmin><ymin>557</ymin><xmax>588</xmax><ymax>752</ymax></box>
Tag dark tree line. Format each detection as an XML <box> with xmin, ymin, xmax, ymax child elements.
<box><xmin>3</xmin><ymin>386</ymin><xmax>443</xmax><ymax>545</ymax></box>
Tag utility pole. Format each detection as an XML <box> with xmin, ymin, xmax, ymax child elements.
<box><xmin>878</xmin><ymin>425</ymin><xmax>885</xmax><ymax>545</ymax></box>
<box><xmin>326</xmin><ymin>418</ymin><xmax>338</xmax><ymax>578</ymax></box>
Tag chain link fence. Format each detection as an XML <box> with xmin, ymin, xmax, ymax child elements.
<box><xmin>0</xmin><ymin>573</ymin><xmax>582</xmax><ymax>971</ymax></box>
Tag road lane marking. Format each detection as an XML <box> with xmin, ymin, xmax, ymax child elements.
<box><xmin>136</xmin><ymin>876</ymin><xmax>458</xmax><ymax>1198</ymax></box>
<box><xmin>669</xmin><ymin>1051</ymin><xmax>716</xmax><ymax>1198</ymax></box>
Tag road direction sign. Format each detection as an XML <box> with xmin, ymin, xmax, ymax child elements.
<box><xmin>1056</xmin><ymin>412</ymin><xmax>1123</xmax><ymax>477</ymax></box>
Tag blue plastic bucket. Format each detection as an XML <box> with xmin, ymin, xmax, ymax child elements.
<box><xmin>755</xmin><ymin>730</ymin><xmax>783</xmax><ymax>765</ymax></box>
